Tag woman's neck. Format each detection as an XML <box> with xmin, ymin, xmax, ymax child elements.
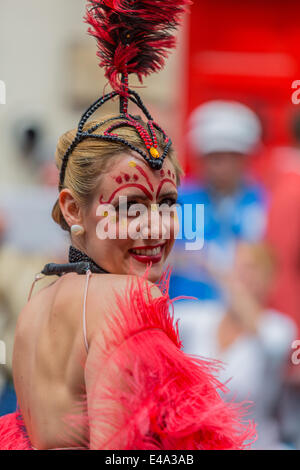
<box><xmin>68</xmin><ymin>245</ymin><xmax>109</xmax><ymax>274</ymax></box>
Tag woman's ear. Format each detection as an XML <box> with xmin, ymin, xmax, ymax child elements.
<box><xmin>59</xmin><ymin>189</ymin><xmax>83</xmax><ymax>229</ymax></box>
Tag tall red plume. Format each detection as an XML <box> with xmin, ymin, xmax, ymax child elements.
<box><xmin>85</xmin><ymin>0</ymin><xmax>191</xmax><ymax>93</ymax></box>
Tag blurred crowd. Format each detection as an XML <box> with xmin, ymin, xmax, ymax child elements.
<box><xmin>1</xmin><ymin>98</ymin><xmax>300</xmax><ymax>450</ymax></box>
<box><xmin>170</xmin><ymin>100</ymin><xmax>300</xmax><ymax>449</ymax></box>
<box><xmin>0</xmin><ymin>151</ymin><xmax>68</xmax><ymax>416</ymax></box>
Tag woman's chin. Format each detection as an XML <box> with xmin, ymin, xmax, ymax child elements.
<box><xmin>128</xmin><ymin>259</ymin><xmax>164</xmax><ymax>283</ymax></box>
<box><xmin>146</xmin><ymin>268</ymin><xmax>161</xmax><ymax>283</ymax></box>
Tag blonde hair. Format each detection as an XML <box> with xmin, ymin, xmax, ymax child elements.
<box><xmin>52</xmin><ymin>116</ymin><xmax>184</xmax><ymax>232</ymax></box>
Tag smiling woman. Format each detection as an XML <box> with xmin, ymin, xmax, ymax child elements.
<box><xmin>0</xmin><ymin>114</ymin><xmax>256</xmax><ymax>449</ymax></box>
<box><xmin>53</xmin><ymin>118</ymin><xmax>182</xmax><ymax>283</ymax></box>
<box><xmin>0</xmin><ymin>0</ymin><xmax>256</xmax><ymax>451</ymax></box>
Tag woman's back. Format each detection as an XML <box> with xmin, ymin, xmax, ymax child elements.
<box><xmin>12</xmin><ymin>269</ymin><xmax>164</xmax><ymax>449</ymax></box>
<box><xmin>12</xmin><ymin>272</ymin><xmax>118</xmax><ymax>449</ymax></box>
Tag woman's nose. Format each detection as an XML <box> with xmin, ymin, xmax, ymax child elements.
<box><xmin>140</xmin><ymin>205</ymin><xmax>171</xmax><ymax>239</ymax></box>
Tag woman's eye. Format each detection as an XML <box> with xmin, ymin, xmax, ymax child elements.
<box><xmin>115</xmin><ymin>200</ymin><xmax>139</xmax><ymax>212</ymax></box>
<box><xmin>159</xmin><ymin>197</ymin><xmax>177</xmax><ymax>207</ymax></box>
<box><xmin>115</xmin><ymin>198</ymin><xmax>178</xmax><ymax>213</ymax></box>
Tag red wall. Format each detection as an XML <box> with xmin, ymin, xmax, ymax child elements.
<box><xmin>184</xmin><ymin>0</ymin><xmax>300</xmax><ymax>177</ymax></box>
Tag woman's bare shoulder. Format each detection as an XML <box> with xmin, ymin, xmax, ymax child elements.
<box><xmin>89</xmin><ymin>272</ymin><xmax>162</xmax><ymax>301</ymax></box>
<box><xmin>29</xmin><ymin>271</ymin><xmax>162</xmax><ymax>316</ymax></box>
<box><xmin>24</xmin><ymin>272</ymin><xmax>162</xmax><ymax>341</ymax></box>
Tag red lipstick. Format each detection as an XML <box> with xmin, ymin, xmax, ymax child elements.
<box><xmin>129</xmin><ymin>243</ymin><xmax>165</xmax><ymax>265</ymax></box>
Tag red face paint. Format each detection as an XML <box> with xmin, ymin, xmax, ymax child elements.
<box><xmin>100</xmin><ymin>183</ymin><xmax>153</xmax><ymax>204</ymax></box>
<box><xmin>102</xmin><ymin>161</ymin><xmax>176</xmax><ymax>205</ymax></box>
<box><xmin>134</xmin><ymin>164</ymin><xmax>154</xmax><ymax>193</ymax></box>
<box><xmin>156</xmin><ymin>178</ymin><xmax>177</xmax><ymax>199</ymax></box>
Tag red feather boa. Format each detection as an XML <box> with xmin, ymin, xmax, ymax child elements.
<box><xmin>0</xmin><ymin>268</ymin><xmax>256</xmax><ymax>450</ymax></box>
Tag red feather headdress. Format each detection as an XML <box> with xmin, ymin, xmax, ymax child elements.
<box><xmin>59</xmin><ymin>0</ymin><xmax>191</xmax><ymax>190</ymax></box>
<box><xmin>85</xmin><ymin>0</ymin><xmax>191</xmax><ymax>93</ymax></box>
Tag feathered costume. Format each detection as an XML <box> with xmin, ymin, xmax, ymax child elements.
<box><xmin>0</xmin><ymin>266</ymin><xmax>255</xmax><ymax>450</ymax></box>
<box><xmin>0</xmin><ymin>0</ymin><xmax>256</xmax><ymax>450</ymax></box>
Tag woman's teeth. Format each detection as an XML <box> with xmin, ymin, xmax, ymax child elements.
<box><xmin>131</xmin><ymin>246</ymin><xmax>163</xmax><ymax>256</ymax></box>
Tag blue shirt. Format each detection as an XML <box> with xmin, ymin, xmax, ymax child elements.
<box><xmin>169</xmin><ymin>178</ymin><xmax>267</xmax><ymax>301</ymax></box>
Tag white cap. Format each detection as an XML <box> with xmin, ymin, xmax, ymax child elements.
<box><xmin>188</xmin><ymin>100</ymin><xmax>262</xmax><ymax>156</ymax></box>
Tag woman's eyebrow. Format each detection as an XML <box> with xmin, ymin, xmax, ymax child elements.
<box><xmin>159</xmin><ymin>191</ymin><xmax>178</xmax><ymax>199</ymax></box>
<box><xmin>123</xmin><ymin>191</ymin><xmax>178</xmax><ymax>200</ymax></box>
<box><xmin>120</xmin><ymin>193</ymin><xmax>150</xmax><ymax>201</ymax></box>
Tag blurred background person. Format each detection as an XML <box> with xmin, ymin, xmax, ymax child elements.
<box><xmin>169</xmin><ymin>100</ymin><xmax>267</xmax><ymax>302</ymax></box>
<box><xmin>266</xmin><ymin>111</ymin><xmax>300</xmax><ymax>333</ymax></box>
<box><xmin>0</xmin><ymin>137</ymin><xmax>70</xmax><ymax>415</ymax></box>
<box><xmin>265</xmin><ymin>111</ymin><xmax>300</xmax><ymax>448</ymax></box>
<box><xmin>0</xmin><ymin>199</ymin><xmax>65</xmax><ymax>416</ymax></box>
<box><xmin>0</xmin><ymin>118</ymin><xmax>69</xmax><ymax>417</ymax></box>
<box><xmin>173</xmin><ymin>242</ymin><xmax>297</xmax><ymax>449</ymax></box>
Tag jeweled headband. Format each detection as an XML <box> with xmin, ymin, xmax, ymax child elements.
<box><xmin>59</xmin><ymin>0</ymin><xmax>191</xmax><ymax>191</ymax></box>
